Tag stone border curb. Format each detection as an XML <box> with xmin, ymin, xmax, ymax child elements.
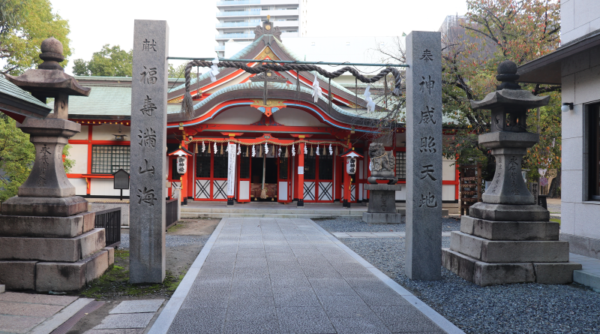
<box><xmin>147</xmin><ymin>219</ymin><xmax>226</xmax><ymax>334</ymax></box>
<box><xmin>310</xmin><ymin>221</ymin><xmax>466</xmax><ymax>334</ymax></box>
<box><xmin>29</xmin><ymin>297</ymin><xmax>95</xmax><ymax>334</ymax></box>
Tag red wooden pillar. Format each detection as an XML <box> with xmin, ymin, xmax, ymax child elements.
<box><xmin>343</xmin><ymin>158</ymin><xmax>351</xmax><ymax>208</ymax></box>
<box><xmin>297</xmin><ymin>141</ymin><xmax>305</xmax><ymax>206</ymax></box>
<box><xmin>180</xmin><ymin>141</ymin><xmax>189</xmax><ymax>205</ymax></box>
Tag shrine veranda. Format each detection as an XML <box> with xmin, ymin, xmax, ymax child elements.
<box><xmin>63</xmin><ymin>25</ymin><xmax>459</xmax><ymax>208</ymax></box>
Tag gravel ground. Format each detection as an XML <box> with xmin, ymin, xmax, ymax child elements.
<box><xmin>314</xmin><ymin>218</ymin><xmax>600</xmax><ymax>334</ymax></box>
<box><xmin>315</xmin><ymin>216</ymin><xmax>461</xmax><ymax>232</ymax></box>
<box><xmin>119</xmin><ymin>233</ymin><xmax>209</xmax><ymax>249</ymax></box>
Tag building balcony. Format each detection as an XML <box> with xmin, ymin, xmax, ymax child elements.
<box><xmin>215</xmin><ymin>45</ymin><xmax>226</xmax><ymax>51</ymax></box>
<box><xmin>216</xmin><ymin>0</ymin><xmax>260</xmax><ymax>6</ymax></box>
<box><xmin>216</xmin><ymin>9</ymin><xmax>261</xmax><ymax>17</ymax></box>
<box><xmin>216</xmin><ymin>8</ymin><xmax>297</xmax><ymax>18</ymax></box>
<box><xmin>216</xmin><ymin>0</ymin><xmax>298</xmax><ymax>7</ymax></box>
<box><xmin>216</xmin><ymin>20</ymin><xmax>261</xmax><ymax>29</ymax></box>
<box><xmin>216</xmin><ymin>33</ymin><xmax>255</xmax><ymax>40</ymax></box>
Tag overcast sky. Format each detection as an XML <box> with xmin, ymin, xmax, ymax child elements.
<box><xmin>50</xmin><ymin>0</ymin><xmax>468</xmax><ymax>74</ymax></box>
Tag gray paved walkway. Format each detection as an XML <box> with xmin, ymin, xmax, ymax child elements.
<box><xmin>158</xmin><ymin>218</ymin><xmax>457</xmax><ymax>334</ymax></box>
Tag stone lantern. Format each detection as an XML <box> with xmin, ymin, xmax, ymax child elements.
<box><xmin>442</xmin><ymin>61</ymin><xmax>581</xmax><ymax>286</ymax></box>
<box><xmin>0</xmin><ymin>38</ymin><xmax>114</xmax><ymax>292</ymax></box>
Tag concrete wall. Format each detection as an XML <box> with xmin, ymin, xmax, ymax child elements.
<box><xmin>560</xmin><ymin>45</ymin><xmax>600</xmax><ymax>259</ymax></box>
<box><xmin>561</xmin><ymin>0</ymin><xmax>600</xmax><ymax>44</ymax></box>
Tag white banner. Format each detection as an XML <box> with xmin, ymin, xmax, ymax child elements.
<box><xmin>227</xmin><ymin>143</ymin><xmax>237</xmax><ymax>197</ymax></box>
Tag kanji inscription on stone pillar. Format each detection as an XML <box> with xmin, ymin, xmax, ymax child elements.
<box><xmin>130</xmin><ymin>20</ymin><xmax>169</xmax><ymax>284</ymax></box>
<box><xmin>405</xmin><ymin>31</ymin><xmax>442</xmax><ymax>281</ymax></box>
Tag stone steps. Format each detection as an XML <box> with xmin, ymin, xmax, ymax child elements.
<box><xmin>181</xmin><ymin>212</ymin><xmax>362</xmax><ymax>219</ymax></box>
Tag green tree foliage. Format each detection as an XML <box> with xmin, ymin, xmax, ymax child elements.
<box><xmin>441</xmin><ymin>0</ymin><xmax>561</xmax><ymax>177</ymax></box>
<box><xmin>0</xmin><ymin>116</ymin><xmax>74</xmax><ymax>202</ymax></box>
<box><xmin>73</xmin><ymin>45</ymin><xmax>133</xmax><ymax>77</ymax></box>
<box><xmin>0</xmin><ymin>116</ymin><xmax>34</xmax><ymax>201</ymax></box>
<box><xmin>0</xmin><ymin>0</ymin><xmax>71</xmax><ymax>74</ymax></box>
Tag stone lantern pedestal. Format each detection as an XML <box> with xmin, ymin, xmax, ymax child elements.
<box><xmin>442</xmin><ymin>61</ymin><xmax>581</xmax><ymax>286</ymax></box>
<box><xmin>362</xmin><ymin>143</ymin><xmax>403</xmax><ymax>224</ymax></box>
<box><xmin>363</xmin><ymin>184</ymin><xmax>403</xmax><ymax>224</ymax></box>
<box><xmin>0</xmin><ymin>38</ymin><xmax>113</xmax><ymax>292</ymax></box>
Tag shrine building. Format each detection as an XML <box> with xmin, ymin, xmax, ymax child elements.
<box><xmin>64</xmin><ymin>21</ymin><xmax>459</xmax><ymax>208</ymax></box>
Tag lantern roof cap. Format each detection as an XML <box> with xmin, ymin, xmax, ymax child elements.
<box><xmin>340</xmin><ymin>149</ymin><xmax>363</xmax><ymax>158</ymax></box>
<box><xmin>470</xmin><ymin>61</ymin><xmax>549</xmax><ymax>110</ymax></box>
<box><xmin>168</xmin><ymin>147</ymin><xmax>193</xmax><ymax>157</ymax></box>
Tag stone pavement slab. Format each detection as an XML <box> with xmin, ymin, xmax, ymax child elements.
<box><xmin>0</xmin><ymin>292</ymin><xmax>87</xmax><ymax>334</ymax></box>
<box><xmin>109</xmin><ymin>299</ymin><xmax>165</xmax><ymax>314</ymax></box>
<box><xmin>332</xmin><ymin>231</ymin><xmax>452</xmax><ymax>238</ymax></box>
<box><xmin>152</xmin><ymin>218</ymin><xmax>463</xmax><ymax>334</ymax></box>
<box><xmin>94</xmin><ymin>313</ymin><xmax>154</xmax><ymax>329</ymax></box>
<box><xmin>0</xmin><ymin>314</ymin><xmax>46</xmax><ymax>333</ymax></box>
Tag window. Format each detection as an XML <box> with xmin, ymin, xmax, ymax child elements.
<box><xmin>214</xmin><ymin>149</ymin><xmax>228</xmax><ymax>178</ymax></box>
<box><xmin>279</xmin><ymin>158</ymin><xmax>288</xmax><ymax>180</ymax></box>
<box><xmin>395</xmin><ymin>151</ymin><xmax>406</xmax><ymax>180</ymax></box>
<box><xmin>589</xmin><ymin>103</ymin><xmax>600</xmax><ymax>200</ymax></box>
<box><xmin>92</xmin><ymin>145</ymin><xmax>130</xmax><ymax>174</ymax></box>
<box><xmin>304</xmin><ymin>155</ymin><xmax>316</xmax><ymax>180</ymax></box>
<box><xmin>196</xmin><ymin>152</ymin><xmax>211</xmax><ymax>178</ymax></box>
<box><xmin>319</xmin><ymin>155</ymin><xmax>333</xmax><ymax>180</ymax></box>
<box><xmin>240</xmin><ymin>155</ymin><xmax>250</xmax><ymax>179</ymax></box>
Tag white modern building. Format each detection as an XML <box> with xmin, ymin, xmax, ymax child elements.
<box><xmin>518</xmin><ymin>0</ymin><xmax>600</xmax><ymax>261</ymax></box>
<box><xmin>215</xmin><ymin>0</ymin><xmax>307</xmax><ymax>57</ymax></box>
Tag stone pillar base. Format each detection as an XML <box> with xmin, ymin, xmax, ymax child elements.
<box><xmin>443</xmin><ymin>214</ymin><xmax>581</xmax><ymax>286</ymax></box>
<box><xmin>0</xmin><ymin>248</ymin><xmax>114</xmax><ymax>292</ymax></box>
<box><xmin>362</xmin><ymin>212</ymin><xmax>402</xmax><ymax>224</ymax></box>
<box><xmin>0</xmin><ymin>196</ymin><xmax>114</xmax><ymax>292</ymax></box>
<box><xmin>442</xmin><ymin>248</ymin><xmax>581</xmax><ymax>286</ymax></box>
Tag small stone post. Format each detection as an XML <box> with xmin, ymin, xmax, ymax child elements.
<box><xmin>405</xmin><ymin>31</ymin><xmax>443</xmax><ymax>280</ymax></box>
<box><xmin>130</xmin><ymin>20</ymin><xmax>169</xmax><ymax>284</ymax></box>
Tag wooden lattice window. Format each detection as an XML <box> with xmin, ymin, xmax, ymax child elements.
<box><xmin>279</xmin><ymin>157</ymin><xmax>288</xmax><ymax>180</ymax></box>
<box><xmin>395</xmin><ymin>152</ymin><xmax>406</xmax><ymax>180</ymax></box>
<box><xmin>213</xmin><ymin>149</ymin><xmax>228</xmax><ymax>178</ymax></box>
<box><xmin>240</xmin><ymin>155</ymin><xmax>250</xmax><ymax>179</ymax></box>
<box><xmin>319</xmin><ymin>155</ymin><xmax>333</xmax><ymax>180</ymax></box>
<box><xmin>91</xmin><ymin>145</ymin><xmax>130</xmax><ymax>174</ymax></box>
<box><xmin>304</xmin><ymin>155</ymin><xmax>316</xmax><ymax>180</ymax></box>
<box><xmin>196</xmin><ymin>152</ymin><xmax>211</xmax><ymax>178</ymax></box>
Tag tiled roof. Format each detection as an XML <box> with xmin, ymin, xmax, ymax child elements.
<box><xmin>0</xmin><ymin>75</ymin><xmax>52</xmax><ymax>110</ymax></box>
<box><xmin>66</xmin><ymin>85</ymin><xmax>180</xmax><ymax>117</ymax></box>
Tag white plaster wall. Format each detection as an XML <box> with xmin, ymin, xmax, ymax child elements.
<box><xmin>69</xmin><ymin>144</ymin><xmax>88</xmax><ymax>174</ymax></box>
<box><xmin>442</xmin><ymin>158</ymin><xmax>456</xmax><ymax>181</ymax></box>
<box><xmin>90</xmin><ymin>179</ymin><xmax>130</xmax><ymax>196</ymax></box>
<box><xmin>205</xmin><ymin>106</ymin><xmax>263</xmax><ymax>124</ymax></box>
<box><xmin>70</xmin><ymin>178</ymin><xmax>87</xmax><ymax>196</ymax></box>
<box><xmin>561</xmin><ymin>47</ymin><xmax>600</xmax><ymax>239</ymax></box>
<box><xmin>92</xmin><ymin>124</ymin><xmax>131</xmax><ymax>141</ymax></box>
<box><xmin>273</xmin><ymin>108</ymin><xmax>326</xmax><ymax>127</ymax></box>
<box><xmin>71</xmin><ymin>125</ymin><xmax>89</xmax><ymax>140</ymax></box>
<box><xmin>561</xmin><ymin>0</ymin><xmax>600</xmax><ymax>44</ymax></box>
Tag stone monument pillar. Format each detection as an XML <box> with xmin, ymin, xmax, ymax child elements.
<box><xmin>362</xmin><ymin>143</ymin><xmax>403</xmax><ymax>224</ymax></box>
<box><xmin>405</xmin><ymin>31</ymin><xmax>443</xmax><ymax>280</ymax></box>
<box><xmin>442</xmin><ymin>61</ymin><xmax>581</xmax><ymax>286</ymax></box>
<box><xmin>0</xmin><ymin>38</ymin><xmax>114</xmax><ymax>292</ymax></box>
<box><xmin>130</xmin><ymin>20</ymin><xmax>169</xmax><ymax>284</ymax></box>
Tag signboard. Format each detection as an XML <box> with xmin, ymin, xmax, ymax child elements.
<box><xmin>177</xmin><ymin>156</ymin><xmax>187</xmax><ymax>174</ymax></box>
<box><xmin>113</xmin><ymin>169</ymin><xmax>130</xmax><ymax>189</ymax></box>
<box><xmin>346</xmin><ymin>158</ymin><xmax>356</xmax><ymax>175</ymax></box>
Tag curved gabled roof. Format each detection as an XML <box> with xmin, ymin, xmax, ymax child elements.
<box><xmin>166</xmin><ymin>33</ymin><xmax>372</xmax><ymax>112</ymax></box>
<box><xmin>167</xmin><ymin>81</ymin><xmax>386</xmax><ymax>133</ymax></box>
